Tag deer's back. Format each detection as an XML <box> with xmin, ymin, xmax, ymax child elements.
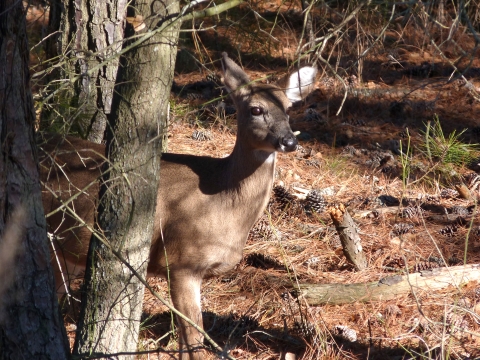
<box><xmin>40</xmin><ymin>139</ymin><xmax>257</xmax><ymax>279</ymax></box>
<box><xmin>40</xmin><ymin>135</ymin><xmax>104</xmax><ymax>260</ymax></box>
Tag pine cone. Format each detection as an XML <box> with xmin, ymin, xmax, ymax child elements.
<box><xmin>423</xmin><ymin>194</ymin><xmax>440</xmax><ymax>203</ymax></box>
<box><xmin>448</xmin><ymin>256</ymin><xmax>462</xmax><ymax>265</ymax></box>
<box><xmin>186</xmin><ymin>92</ymin><xmax>203</xmax><ymax>100</ymax></box>
<box><xmin>449</xmin><ymin>205</ymin><xmax>469</xmax><ymax>216</ymax></box>
<box><xmin>383</xmin><ymin>255</ymin><xmax>406</xmax><ymax>269</ymax></box>
<box><xmin>473</xmin><ymin>226</ymin><xmax>480</xmax><ymax>239</ymax></box>
<box><xmin>303</xmin><ymin>190</ymin><xmax>327</xmax><ymax>215</ymax></box>
<box><xmin>439</xmin><ymin>224</ymin><xmax>459</xmax><ymax>237</ymax></box>
<box><xmin>440</xmin><ymin>188</ymin><xmax>459</xmax><ymax>199</ymax></box>
<box><xmin>414</xmin><ymin>261</ymin><xmax>439</xmax><ymax>272</ymax></box>
<box><xmin>293</xmin><ymin>319</ymin><xmax>316</xmax><ymax>339</ymax></box>
<box><xmin>273</xmin><ymin>185</ymin><xmax>296</xmax><ymax>212</ymax></box>
<box><xmin>205</xmin><ymin>73</ymin><xmax>220</xmax><ymax>84</ymax></box>
<box><xmin>400</xmin><ymin>206</ymin><xmax>424</xmax><ymax>218</ymax></box>
<box><xmin>249</xmin><ymin>216</ymin><xmax>281</xmax><ymax>241</ymax></box>
<box><xmin>463</xmin><ymin>172</ymin><xmax>480</xmax><ymax>188</ymax></box>
<box><xmin>333</xmin><ymin>325</ymin><xmax>357</xmax><ymax>342</ymax></box>
<box><xmin>192</xmin><ymin>129</ymin><xmax>212</xmax><ymax>141</ymax></box>
<box><xmin>444</xmin><ymin>313</ymin><xmax>469</xmax><ymax>334</ymax></box>
<box><xmin>392</xmin><ymin>222</ymin><xmax>414</xmax><ymax>236</ymax></box>
<box><xmin>428</xmin><ymin>256</ymin><xmax>446</xmax><ymax>266</ymax></box>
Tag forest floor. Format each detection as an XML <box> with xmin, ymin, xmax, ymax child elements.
<box><xmin>127</xmin><ymin>59</ymin><xmax>480</xmax><ymax>359</ymax></box>
<box><xmin>25</xmin><ymin>1</ymin><xmax>480</xmax><ymax>359</ymax></box>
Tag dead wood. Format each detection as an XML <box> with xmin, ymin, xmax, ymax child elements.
<box><xmin>294</xmin><ymin>264</ymin><xmax>480</xmax><ymax>305</ymax></box>
<box><xmin>328</xmin><ymin>203</ymin><xmax>367</xmax><ymax>271</ymax></box>
<box><xmin>353</xmin><ymin>206</ymin><xmax>400</xmax><ymax>218</ymax></box>
<box><xmin>426</xmin><ymin>214</ymin><xmax>472</xmax><ymax>224</ymax></box>
<box><xmin>455</xmin><ymin>183</ymin><xmax>473</xmax><ymax>200</ymax></box>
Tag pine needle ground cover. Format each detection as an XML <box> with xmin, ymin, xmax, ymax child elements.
<box><xmin>137</xmin><ymin>65</ymin><xmax>480</xmax><ymax>359</ymax></box>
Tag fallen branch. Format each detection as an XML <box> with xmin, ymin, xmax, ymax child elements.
<box><xmin>328</xmin><ymin>203</ymin><xmax>367</xmax><ymax>271</ymax></box>
<box><xmin>294</xmin><ymin>264</ymin><xmax>480</xmax><ymax>305</ymax></box>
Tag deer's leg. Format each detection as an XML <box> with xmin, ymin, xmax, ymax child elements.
<box><xmin>169</xmin><ymin>271</ymin><xmax>204</xmax><ymax>360</ymax></box>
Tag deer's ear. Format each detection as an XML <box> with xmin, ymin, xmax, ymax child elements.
<box><xmin>221</xmin><ymin>53</ymin><xmax>251</xmax><ymax>94</ymax></box>
<box><xmin>281</xmin><ymin>66</ymin><xmax>317</xmax><ymax>103</ymax></box>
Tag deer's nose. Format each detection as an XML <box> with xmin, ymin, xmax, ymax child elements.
<box><xmin>279</xmin><ymin>133</ymin><xmax>298</xmax><ymax>152</ymax></box>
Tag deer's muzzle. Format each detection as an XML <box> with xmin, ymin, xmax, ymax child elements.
<box><xmin>277</xmin><ymin>133</ymin><xmax>298</xmax><ymax>152</ymax></box>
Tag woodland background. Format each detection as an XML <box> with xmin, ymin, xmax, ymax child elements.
<box><xmin>1</xmin><ymin>0</ymin><xmax>480</xmax><ymax>359</ymax></box>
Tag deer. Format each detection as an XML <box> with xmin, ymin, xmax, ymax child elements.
<box><xmin>40</xmin><ymin>53</ymin><xmax>317</xmax><ymax>359</ymax></box>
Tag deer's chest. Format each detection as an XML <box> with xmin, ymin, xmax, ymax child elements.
<box><xmin>154</xmin><ymin>185</ymin><xmax>271</xmax><ymax>277</ymax></box>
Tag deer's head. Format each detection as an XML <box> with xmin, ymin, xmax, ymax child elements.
<box><xmin>221</xmin><ymin>53</ymin><xmax>317</xmax><ymax>153</ymax></box>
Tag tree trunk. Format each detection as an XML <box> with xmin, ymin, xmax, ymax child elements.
<box><xmin>73</xmin><ymin>0</ymin><xmax>180</xmax><ymax>357</ymax></box>
<box><xmin>0</xmin><ymin>2</ymin><xmax>69</xmax><ymax>359</ymax></box>
<box><xmin>45</xmin><ymin>0</ymin><xmax>127</xmax><ymax>143</ymax></box>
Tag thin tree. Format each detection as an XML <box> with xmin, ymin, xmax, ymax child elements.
<box><xmin>0</xmin><ymin>1</ymin><xmax>69</xmax><ymax>358</ymax></box>
<box><xmin>73</xmin><ymin>0</ymin><xmax>181</xmax><ymax>357</ymax></box>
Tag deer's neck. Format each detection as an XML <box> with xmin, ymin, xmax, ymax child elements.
<box><xmin>225</xmin><ymin>142</ymin><xmax>276</xmax><ymax>202</ymax></box>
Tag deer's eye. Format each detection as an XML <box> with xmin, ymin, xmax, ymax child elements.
<box><xmin>251</xmin><ymin>107</ymin><xmax>263</xmax><ymax>116</ymax></box>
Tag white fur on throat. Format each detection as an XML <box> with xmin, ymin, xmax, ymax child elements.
<box><xmin>265</xmin><ymin>152</ymin><xmax>276</xmax><ymax>165</ymax></box>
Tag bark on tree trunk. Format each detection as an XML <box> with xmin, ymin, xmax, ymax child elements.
<box><xmin>73</xmin><ymin>0</ymin><xmax>180</xmax><ymax>357</ymax></box>
<box><xmin>0</xmin><ymin>2</ymin><xmax>69</xmax><ymax>358</ymax></box>
<box><xmin>46</xmin><ymin>0</ymin><xmax>127</xmax><ymax>143</ymax></box>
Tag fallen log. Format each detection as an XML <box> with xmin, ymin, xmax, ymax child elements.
<box><xmin>294</xmin><ymin>264</ymin><xmax>480</xmax><ymax>305</ymax></box>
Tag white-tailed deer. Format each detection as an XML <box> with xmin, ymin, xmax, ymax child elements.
<box><xmin>40</xmin><ymin>53</ymin><xmax>316</xmax><ymax>359</ymax></box>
